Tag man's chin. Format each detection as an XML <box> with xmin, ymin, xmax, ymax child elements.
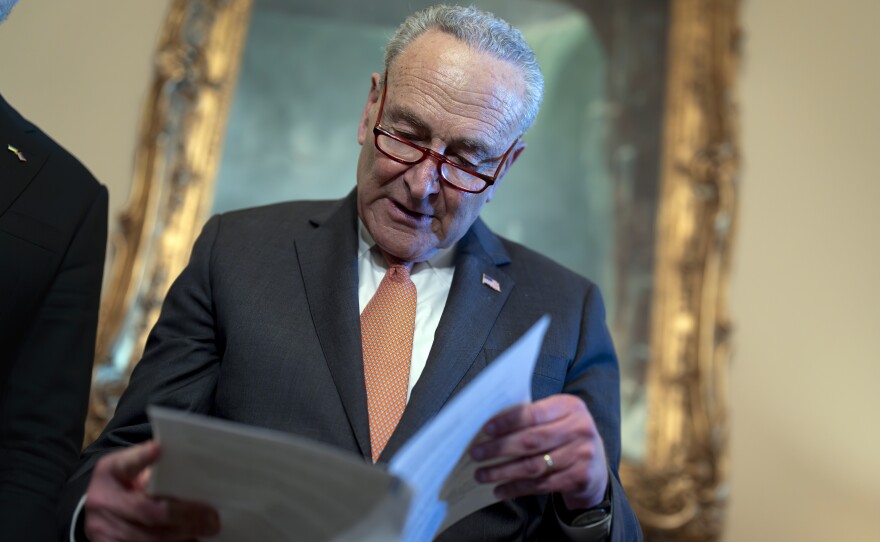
<box><xmin>366</xmin><ymin>221</ymin><xmax>437</xmax><ymax>263</ymax></box>
<box><xmin>373</xmin><ymin>235</ymin><xmax>437</xmax><ymax>264</ymax></box>
<box><xmin>376</xmin><ymin>245</ymin><xmax>435</xmax><ymax>265</ymax></box>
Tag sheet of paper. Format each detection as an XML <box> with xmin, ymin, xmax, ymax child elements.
<box><xmin>389</xmin><ymin>316</ymin><xmax>550</xmax><ymax>541</ymax></box>
<box><xmin>148</xmin><ymin>407</ymin><xmax>411</xmax><ymax>542</ymax></box>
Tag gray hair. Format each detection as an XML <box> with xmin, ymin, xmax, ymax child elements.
<box><xmin>383</xmin><ymin>4</ymin><xmax>544</xmax><ymax>134</ymax></box>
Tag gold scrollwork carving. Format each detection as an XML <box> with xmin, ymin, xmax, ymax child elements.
<box><xmin>86</xmin><ymin>0</ymin><xmax>253</xmax><ymax>442</ymax></box>
<box><xmin>620</xmin><ymin>0</ymin><xmax>740</xmax><ymax>540</ymax></box>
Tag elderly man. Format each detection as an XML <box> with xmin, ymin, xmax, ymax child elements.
<box><xmin>61</xmin><ymin>5</ymin><xmax>640</xmax><ymax>541</ymax></box>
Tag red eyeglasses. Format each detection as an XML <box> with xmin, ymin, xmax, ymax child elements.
<box><xmin>372</xmin><ymin>75</ymin><xmax>520</xmax><ymax>194</ymax></box>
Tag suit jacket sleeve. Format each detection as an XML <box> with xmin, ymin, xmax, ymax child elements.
<box><xmin>0</xmin><ymin>185</ymin><xmax>107</xmax><ymax>542</ymax></box>
<box><xmin>542</xmin><ymin>285</ymin><xmax>642</xmax><ymax>541</ymax></box>
<box><xmin>57</xmin><ymin>215</ymin><xmax>224</xmax><ymax>533</ymax></box>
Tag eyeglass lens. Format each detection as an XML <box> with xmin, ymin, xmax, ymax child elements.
<box><xmin>375</xmin><ymin>132</ymin><xmax>489</xmax><ymax>192</ymax></box>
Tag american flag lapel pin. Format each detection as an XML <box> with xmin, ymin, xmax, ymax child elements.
<box><xmin>7</xmin><ymin>144</ymin><xmax>27</xmax><ymax>162</ymax></box>
<box><xmin>481</xmin><ymin>273</ymin><xmax>501</xmax><ymax>292</ymax></box>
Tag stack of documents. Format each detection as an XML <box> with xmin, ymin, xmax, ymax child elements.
<box><xmin>149</xmin><ymin>316</ymin><xmax>550</xmax><ymax>541</ymax></box>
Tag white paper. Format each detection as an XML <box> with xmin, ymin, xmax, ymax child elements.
<box><xmin>147</xmin><ymin>315</ymin><xmax>550</xmax><ymax>542</ymax></box>
<box><xmin>389</xmin><ymin>316</ymin><xmax>550</xmax><ymax>541</ymax></box>
<box><xmin>148</xmin><ymin>407</ymin><xmax>411</xmax><ymax>542</ymax></box>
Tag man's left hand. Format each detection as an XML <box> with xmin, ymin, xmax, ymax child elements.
<box><xmin>470</xmin><ymin>394</ymin><xmax>608</xmax><ymax>511</ymax></box>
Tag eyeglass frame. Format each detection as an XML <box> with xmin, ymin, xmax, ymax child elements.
<box><xmin>371</xmin><ymin>74</ymin><xmax>521</xmax><ymax>194</ymax></box>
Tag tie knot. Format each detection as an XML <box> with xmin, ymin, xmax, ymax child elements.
<box><xmin>386</xmin><ymin>264</ymin><xmax>412</xmax><ymax>283</ymax></box>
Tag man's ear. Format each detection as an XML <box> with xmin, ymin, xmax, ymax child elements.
<box><xmin>357</xmin><ymin>73</ymin><xmax>383</xmax><ymax>145</ymax></box>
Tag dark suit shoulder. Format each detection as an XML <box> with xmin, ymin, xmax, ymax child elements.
<box><xmin>2</xmin><ymin>97</ymin><xmax>103</xmax><ymax>197</ymax></box>
<box><xmin>497</xmin><ymin>235</ymin><xmax>597</xmax><ymax>294</ymax></box>
<box><xmin>31</xmin><ymin>129</ymin><xmax>102</xmax><ymax>196</ymax></box>
<box><xmin>1</xmin><ymin>100</ymin><xmax>106</xmax><ymax>245</ymax></box>
<box><xmin>217</xmin><ymin>199</ymin><xmax>340</xmax><ymax>229</ymax></box>
<box><xmin>209</xmin><ymin>198</ymin><xmax>344</xmax><ymax>246</ymax></box>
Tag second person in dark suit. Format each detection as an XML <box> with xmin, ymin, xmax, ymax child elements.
<box><xmin>0</xmin><ymin>91</ymin><xmax>107</xmax><ymax>541</ymax></box>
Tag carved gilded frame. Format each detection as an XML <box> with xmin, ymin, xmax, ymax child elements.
<box><xmin>87</xmin><ymin>0</ymin><xmax>740</xmax><ymax>539</ymax></box>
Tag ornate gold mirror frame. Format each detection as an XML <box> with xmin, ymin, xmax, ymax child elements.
<box><xmin>87</xmin><ymin>0</ymin><xmax>740</xmax><ymax>539</ymax></box>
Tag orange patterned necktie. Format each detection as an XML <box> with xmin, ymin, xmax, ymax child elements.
<box><xmin>361</xmin><ymin>264</ymin><xmax>417</xmax><ymax>463</ymax></box>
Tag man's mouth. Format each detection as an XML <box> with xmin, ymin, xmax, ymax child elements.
<box><xmin>392</xmin><ymin>200</ymin><xmax>432</xmax><ymax>220</ymax></box>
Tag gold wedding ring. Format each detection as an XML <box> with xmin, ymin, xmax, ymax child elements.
<box><xmin>543</xmin><ymin>453</ymin><xmax>554</xmax><ymax>473</ymax></box>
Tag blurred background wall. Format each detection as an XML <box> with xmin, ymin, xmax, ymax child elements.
<box><xmin>0</xmin><ymin>0</ymin><xmax>877</xmax><ymax>540</ymax></box>
<box><xmin>726</xmin><ymin>0</ymin><xmax>879</xmax><ymax>540</ymax></box>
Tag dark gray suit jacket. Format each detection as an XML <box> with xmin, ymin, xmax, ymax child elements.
<box><xmin>61</xmin><ymin>192</ymin><xmax>640</xmax><ymax>540</ymax></box>
<box><xmin>0</xmin><ymin>95</ymin><xmax>107</xmax><ymax>542</ymax></box>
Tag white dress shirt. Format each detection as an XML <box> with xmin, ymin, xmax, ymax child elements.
<box><xmin>356</xmin><ymin>220</ymin><xmax>456</xmax><ymax>400</ymax></box>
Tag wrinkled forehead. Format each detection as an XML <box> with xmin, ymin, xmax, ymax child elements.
<box><xmin>385</xmin><ymin>31</ymin><xmax>527</xmax><ymax>142</ymax></box>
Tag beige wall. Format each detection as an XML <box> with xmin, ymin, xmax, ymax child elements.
<box><xmin>2</xmin><ymin>1</ymin><xmax>879</xmax><ymax>540</ymax></box>
<box><xmin>0</xmin><ymin>0</ymin><xmax>170</xmax><ymax>249</ymax></box>
<box><xmin>727</xmin><ymin>0</ymin><xmax>880</xmax><ymax>540</ymax></box>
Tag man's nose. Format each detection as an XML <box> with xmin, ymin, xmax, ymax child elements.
<box><xmin>405</xmin><ymin>155</ymin><xmax>442</xmax><ymax>198</ymax></box>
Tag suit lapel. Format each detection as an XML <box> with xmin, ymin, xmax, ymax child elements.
<box><xmin>380</xmin><ymin>218</ymin><xmax>513</xmax><ymax>461</ymax></box>
<box><xmin>0</xmin><ymin>96</ymin><xmax>49</xmax><ymax>218</ymax></box>
<box><xmin>295</xmin><ymin>192</ymin><xmax>372</xmax><ymax>458</ymax></box>
<box><xmin>297</xmin><ymin>201</ymin><xmax>516</xmax><ymax>462</ymax></box>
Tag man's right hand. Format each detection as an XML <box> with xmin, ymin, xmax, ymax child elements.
<box><xmin>83</xmin><ymin>440</ymin><xmax>221</xmax><ymax>542</ymax></box>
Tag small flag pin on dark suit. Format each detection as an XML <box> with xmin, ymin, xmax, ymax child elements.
<box><xmin>7</xmin><ymin>144</ymin><xmax>27</xmax><ymax>162</ymax></box>
<box><xmin>481</xmin><ymin>273</ymin><xmax>501</xmax><ymax>292</ymax></box>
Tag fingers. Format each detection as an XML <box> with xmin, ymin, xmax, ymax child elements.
<box><xmin>84</xmin><ymin>442</ymin><xmax>221</xmax><ymax>541</ymax></box>
<box><xmin>471</xmin><ymin>414</ymin><xmax>590</xmax><ymax>461</ymax></box>
<box><xmin>472</xmin><ymin>395</ymin><xmax>595</xmax><ymax>461</ymax></box>
<box><xmin>476</xmin><ymin>439</ymin><xmax>603</xmax><ymax>499</ymax></box>
<box><xmin>470</xmin><ymin>394</ymin><xmax>609</xmax><ymax>508</ymax></box>
<box><xmin>494</xmin><ymin>469</ymin><xmax>593</xmax><ymax>502</ymax></box>
<box><xmin>87</xmin><ymin>508</ymin><xmax>201</xmax><ymax>542</ymax></box>
<box><xmin>86</xmin><ymin>490</ymin><xmax>220</xmax><ymax>542</ymax></box>
<box><xmin>91</xmin><ymin>491</ymin><xmax>218</xmax><ymax>531</ymax></box>
<box><xmin>108</xmin><ymin>441</ymin><xmax>160</xmax><ymax>484</ymax></box>
<box><xmin>163</xmin><ymin>498</ymin><xmax>221</xmax><ymax>535</ymax></box>
<box><xmin>475</xmin><ymin>440</ymin><xmax>584</xmax><ymax>485</ymax></box>
<box><xmin>133</xmin><ymin>467</ymin><xmax>153</xmax><ymax>491</ymax></box>
<box><xmin>481</xmin><ymin>395</ymin><xmax>576</xmax><ymax>438</ymax></box>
